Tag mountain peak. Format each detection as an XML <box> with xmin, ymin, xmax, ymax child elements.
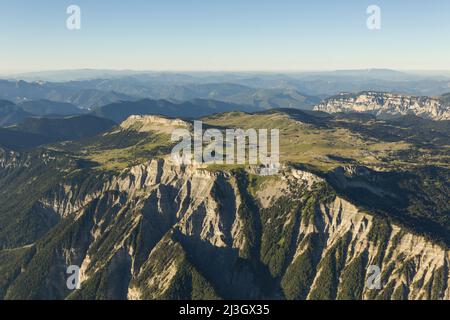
<box><xmin>120</xmin><ymin>115</ymin><xmax>191</xmax><ymax>134</ymax></box>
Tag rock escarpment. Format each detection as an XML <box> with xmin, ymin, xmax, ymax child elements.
<box><xmin>314</xmin><ymin>92</ymin><xmax>450</xmax><ymax>120</ymax></box>
<box><xmin>1</xmin><ymin>158</ymin><xmax>448</xmax><ymax>300</ymax></box>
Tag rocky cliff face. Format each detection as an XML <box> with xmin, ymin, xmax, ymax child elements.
<box><xmin>1</xmin><ymin>158</ymin><xmax>448</xmax><ymax>300</ymax></box>
<box><xmin>119</xmin><ymin>115</ymin><xmax>191</xmax><ymax>133</ymax></box>
<box><xmin>314</xmin><ymin>92</ymin><xmax>450</xmax><ymax>120</ymax></box>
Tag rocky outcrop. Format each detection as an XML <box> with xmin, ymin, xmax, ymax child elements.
<box><xmin>119</xmin><ymin>115</ymin><xmax>191</xmax><ymax>134</ymax></box>
<box><xmin>314</xmin><ymin>92</ymin><xmax>450</xmax><ymax>120</ymax></box>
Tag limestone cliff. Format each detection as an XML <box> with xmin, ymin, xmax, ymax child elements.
<box><xmin>314</xmin><ymin>92</ymin><xmax>450</xmax><ymax>120</ymax></box>
<box><xmin>2</xmin><ymin>158</ymin><xmax>448</xmax><ymax>300</ymax></box>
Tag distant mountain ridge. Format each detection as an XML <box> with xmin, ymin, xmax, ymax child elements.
<box><xmin>314</xmin><ymin>92</ymin><xmax>450</xmax><ymax>120</ymax></box>
<box><xmin>18</xmin><ymin>100</ymin><xmax>84</xmax><ymax>116</ymax></box>
<box><xmin>0</xmin><ymin>99</ymin><xmax>86</xmax><ymax>128</ymax></box>
<box><xmin>0</xmin><ymin>100</ymin><xmax>33</xmax><ymax>127</ymax></box>
<box><xmin>0</xmin><ymin>80</ymin><xmax>135</xmax><ymax>109</ymax></box>
<box><xmin>0</xmin><ymin>78</ymin><xmax>319</xmax><ymax>110</ymax></box>
<box><xmin>2</xmin><ymin>69</ymin><xmax>450</xmax><ymax>113</ymax></box>
<box><xmin>91</xmin><ymin>98</ymin><xmax>259</xmax><ymax>123</ymax></box>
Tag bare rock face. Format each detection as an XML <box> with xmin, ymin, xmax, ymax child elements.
<box><xmin>2</xmin><ymin>159</ymin><xmax>449</xmax><ymax>300</ymax></box>
<box><xmin>314</xmin><ymin>92</ymin><xmax>450</xmax><ymax>120</ymax></box>
<box><xmin>120</xmin><ymin>115</ymin><xmax>191</xmax><ymax>134</ymax></box>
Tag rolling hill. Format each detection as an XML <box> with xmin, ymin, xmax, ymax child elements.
<box><xmin>0</xmin><ymin>128</ymin><xmax>51</xmax><ymax>150</ymax></box>
<box><xmin>11</xmin><ymin>115</ymin><xmax>116</xmax><ymax>142</ymax></box>
<box><xmin>0</xmin><ymin>100</ymin><xmax>32</xmax><ymax>127</ymax></box>
<box><xmin>91</xmin><ymin>98</ymin><xmax>258</xmax><ymax>123</ymax></box>
<box><xmin>440</xmin><ymin>93</ymin><xmax>450</xmax><ymax>105</ymax></box>
<box><xmin>0</xmin><ymin>115</ymin><xmax>116</xmax><ymax>150</ymax></box>
<box><xmin>0</xmin><ymin>80</ymin><xmax>136</xmax><ymax>109</ymax></box>
<box><xmin>18</xmin><ymin>100</ymin><xmax>84</xmax><ymax>116</ymax></box>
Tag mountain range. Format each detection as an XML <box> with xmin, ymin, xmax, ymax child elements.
<box><xmin>18</xmin><ymin>100</ymin><xmax>84</xmax><ymax>117</ymax></box>
<box><xmin>0</xmin><ymin>108</ymin><xmax>448</xmax><ymax>300</ymax></box>
<box><xmin>1</xmin><ymin>90</ymin><xmax>449</xmax><ymax>132</ymax></box>
<box><xmin>314</xmin><ymin>92</ymin><xmax>450</xmax><ymax>120</ymax></box>
<box><xmin>0</xmin><ymin>70</ymin><xmax>449</xmax><ymax>301</ymax></box>
<box><xmin>0</xmin><ymin>80</ymin><xmax>135</xmax><ymax>109</ymax></box>
<box><xmin>2</xmin><ymin>69</ymin><xmax>450</xmax><ymax>111</ymax></box>
<box><xmin>91</xmin><ymin>98</ymin><xmax>258</xmax><ymax>123</ymax></box>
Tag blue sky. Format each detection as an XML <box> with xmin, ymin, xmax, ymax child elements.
<box><xmin>1</xmin><ymin>0</ymin><xmax>449</xmax><ymax>73</ymax></box>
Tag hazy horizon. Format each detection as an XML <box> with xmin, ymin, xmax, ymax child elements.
<box><xmin>3</xmin><ymin>67</ymin><xmax>450</xmax><ymax>76</ymax></box>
